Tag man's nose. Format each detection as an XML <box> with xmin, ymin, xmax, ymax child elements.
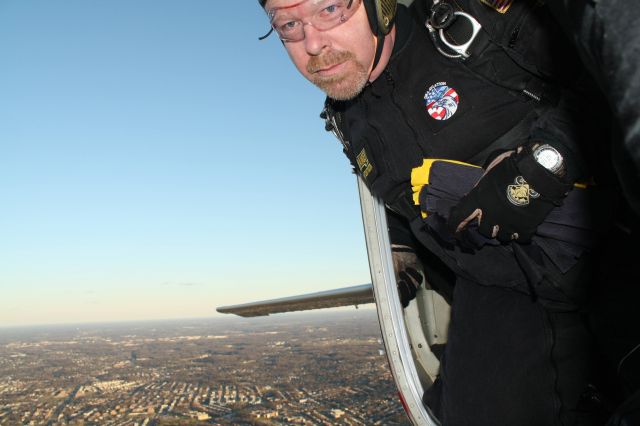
<box><xmin>303</xmin><ymin>23</ymin><xmax>330</xmax><ymax>56</ymax></box>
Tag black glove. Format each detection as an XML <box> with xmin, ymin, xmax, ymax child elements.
<box><xmin>448</xmin><ymin>148</ymin><xmax>572</xmax><ymax>243</ymax></box>
<box><xmin>392</xmin><ymin>245</ymin><xmax>425</xmax><ymax>308</ymax></box>
<box><xmin>398</xmin><ymin>268</ymin><xmax>424</xmax><ymax>308</ymax></box>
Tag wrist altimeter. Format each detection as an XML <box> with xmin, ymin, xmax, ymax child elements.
<box><xmin>532</xmin><ymin>143</ymin><xmax>565</xmax><ymax>177</ymax></box>
<box><xmin>514</xmin><ymin>143</ymin><xmax>572</xmax><ymax>203</ymax></box>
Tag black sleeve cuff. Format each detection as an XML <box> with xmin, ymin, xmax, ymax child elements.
<box><xmin>387</xmin><ymin>209</ymin><xmax>417</xmax><ymax>247</ymax></box>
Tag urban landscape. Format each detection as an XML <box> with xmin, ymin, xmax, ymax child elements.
<box><xmin>0</xmin><ymin>310</ymin><xmax>410</xmax><ymax>425</ymax></box>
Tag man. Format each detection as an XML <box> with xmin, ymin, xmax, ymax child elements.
<box><xmin>257</xmin><ymin>0</ymin><xmax>618</xmax><ymax>424</ymax></box>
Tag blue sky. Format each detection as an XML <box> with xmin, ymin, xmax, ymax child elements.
<box><xmin>0</xmin><ymin>1</ymin><xmax>371</xmax><ymax>326</ymax></box>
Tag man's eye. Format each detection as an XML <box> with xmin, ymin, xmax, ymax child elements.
<box><xmin>318</xmin><ymin>3</ymin><xmax>343</xmax><ymax>19</ymax></box>
<box><xmin>278</xmin><ymin>20</ymin><xmax>299</xmax><ymax>34</ymax></box>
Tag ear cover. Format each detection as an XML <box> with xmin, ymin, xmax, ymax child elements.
<box><xmin>364</xmin><ymin>0</ymin><xmax>398</xmax><ymax>36</ymax></box>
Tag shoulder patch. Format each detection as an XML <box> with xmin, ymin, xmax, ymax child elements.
<box><xmin>424</xmin><ymin>82</ymin><xmax>460</xmax><ymax>121</ymax></box>
<box><xmin>356</xmin><ymin>148</ymin><xmax>373</xmax><ymax>178</ymax></box>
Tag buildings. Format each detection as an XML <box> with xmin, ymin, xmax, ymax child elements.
<box><xmin>0</xmin><ymin>312</ymin><xmax>409</xmax><ymax>425</ymax></box>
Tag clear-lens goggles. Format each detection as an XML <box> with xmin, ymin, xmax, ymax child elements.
<box><xmin>264</xmin><ymin>0</ymin><xmax>360</xmax><ymax>42</ymax></box>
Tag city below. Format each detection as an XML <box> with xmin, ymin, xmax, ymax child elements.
<box><xmin>0</xmin><ymin>310</ymin><xmax>410</xmax><ymax>425</ymax></box>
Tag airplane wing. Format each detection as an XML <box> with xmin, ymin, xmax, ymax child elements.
<box><xmin>216</xmin><ymin>284</ymin><xmax>374</xmax><ymax>317</ymax></box>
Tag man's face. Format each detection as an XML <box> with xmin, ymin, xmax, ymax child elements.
<box><xmin>265</xmin><ymin>0</ymin><xmax>376</xmax><ymax>100</ymax></box>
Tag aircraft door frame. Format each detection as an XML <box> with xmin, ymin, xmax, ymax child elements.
<box><xmin>357</xmin><ymin>176</ymin><xmax>439</xmax><ymax>426</ymax></box>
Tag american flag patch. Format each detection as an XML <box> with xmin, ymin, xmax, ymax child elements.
<box><xmin>424</xmin><ymin>82</ymin><xmax>460</xmax><ymax>121</ymax></box>
<box><xmin>480</xmin><ymin>0</ymin><xmax>513</xmax><ymax>14</ymax></box>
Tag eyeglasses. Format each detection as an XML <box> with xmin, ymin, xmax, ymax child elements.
<box><xmin>262</xmin><ymin>0</ymin><xmax>360</xmax><ymax>42</ymax></box>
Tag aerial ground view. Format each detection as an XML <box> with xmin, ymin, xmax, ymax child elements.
<box><xmin>0</xmin><ymin>310</ymin><xmax>410</xmax><ymax>425</ymax></box>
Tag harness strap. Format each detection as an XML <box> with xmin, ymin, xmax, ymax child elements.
<box><xmin>425</xmin><ymin>0</ymin><xmax>560</xmax><ymax>105</ymax></box>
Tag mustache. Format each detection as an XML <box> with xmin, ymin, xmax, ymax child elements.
<box><xmin>307</xmin><ymin>50</ymin><xmax>354</xmax><ymax>74</ymax></box>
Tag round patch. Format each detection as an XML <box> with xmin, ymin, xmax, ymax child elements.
<box><xmin>424</xmin><ymin>82</ymin><xmax>459</xmax><ymax>121</ymax></box>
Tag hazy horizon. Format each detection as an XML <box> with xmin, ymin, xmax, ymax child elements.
<box><xmin>0</xmin><ymin>306</ymin><xmax>378</xmax><ymax>331</ymax></box>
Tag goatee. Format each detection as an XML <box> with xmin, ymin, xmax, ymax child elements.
<box><xmin>307</xmin><ymin>49</ymin><xmax>369</xmax><ymax>101</ymax></box>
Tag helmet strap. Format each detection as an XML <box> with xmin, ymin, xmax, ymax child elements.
<box><xmin>371</xmin><ymin>32</ymin><xmax>386</xmax><ymax>74</ymax></box>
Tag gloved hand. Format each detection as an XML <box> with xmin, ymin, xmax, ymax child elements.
<box><xmin>448</xmin><ymin>148</ymin><xmax>572</xmax><ymax>243</ymax></box>
<box><xmin>392</xmin><ymin>245</ymin><xmax>425</xmax><ymax>308</ymax></box>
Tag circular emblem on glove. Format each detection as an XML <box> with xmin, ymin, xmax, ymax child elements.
<box><xmin>424</xmin><ymin>82</ymin><xmax>459</xmax><ymax>120</ymax></box>
<box><xmin>507</xmin><ymin>176</ymin><xmax>540</xmax><ymax>206</ymax></box>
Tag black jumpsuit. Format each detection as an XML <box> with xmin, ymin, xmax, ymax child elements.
<box><xmin>324</xmin><ymin>1</ymin><xmax>605</xmax><ymax>425</ymax></box>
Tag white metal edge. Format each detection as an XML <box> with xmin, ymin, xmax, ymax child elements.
<box><xmin>357</xmin><ymin>176</ymin><xmax>439</xmax><ymax>426</ymax></box>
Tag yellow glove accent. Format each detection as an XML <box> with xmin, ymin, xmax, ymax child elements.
<box><xmin>410</xmin><ymin>159</ymin><xmax>481</xmax><ymax>218</ymax></box>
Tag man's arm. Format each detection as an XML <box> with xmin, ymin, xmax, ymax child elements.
<box><xmin>387</xmin><ymin>209</ymin><xmax>425</xmax><ymax>307</ymax></box>
<box><xmin>449</xmin><ymin>90</ymin><xmax>591</xmax><ymax>243</ymax></box>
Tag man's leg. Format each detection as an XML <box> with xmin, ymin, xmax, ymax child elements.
<box><xmin>424</xmin><ymin>278</ymin><xmax>593</xmax><ymax>426</ymax></box>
